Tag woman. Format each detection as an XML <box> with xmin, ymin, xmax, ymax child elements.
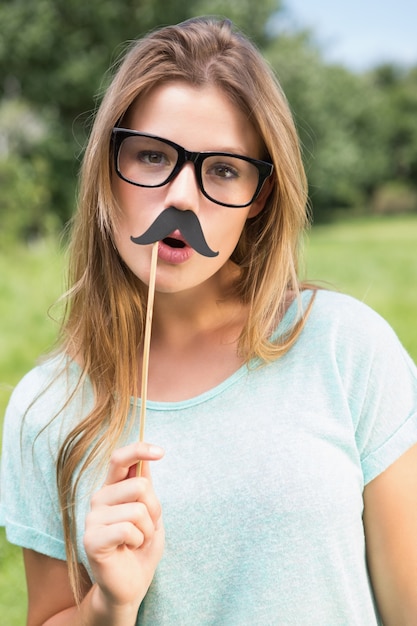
<box><xmin>1</xmin><ymin>16</ymin><xmax>417</xmax><ymax>626</ymax></box>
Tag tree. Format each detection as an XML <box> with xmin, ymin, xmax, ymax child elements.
<box><xmin>1</xmin><ymin>0</ymin><xmax>415</xmax><ymax>235</ymax></box>
<box><xmin>265</xmin><ymin>34</ymin><xmax>404</xmax><ymax>220</ymax></box>
<box><xmin>370</xmin><ymin>64</ymin><xmax>417</xmax><ymax>183</ymax></box>
<box><xmin>0</xmin><ymin>0</ymin><xmax>281</xmax><ymax>232</ymax></box>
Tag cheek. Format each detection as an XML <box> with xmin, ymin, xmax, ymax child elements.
<box><xmin>113</xmin><ymin>183</ymin><xmax>163</xmax><ymax>234</ymax></box>
<box><xmin>209</xmin><ymin>212</ymin><xmax>248</xmax><ymax>250</ymax></box>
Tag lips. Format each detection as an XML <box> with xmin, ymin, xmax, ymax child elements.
<box><xmin>163</xmin><ymin>230</ymin><xmax>188</xmax><ymax>249</ymax></box>
<box><xmin>158</xmin><ymin>236</ymin><xmax>194</xmax><ymax>264</ymax></box>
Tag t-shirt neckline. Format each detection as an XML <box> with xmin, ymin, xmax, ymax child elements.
<box><xmin>132</xmin><ymin>290</ymin><xmax>311</xmax><ymax>411</ymax></box>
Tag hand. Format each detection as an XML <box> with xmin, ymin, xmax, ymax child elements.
<box><xmin>84</xmin><ymin>442</ymin><xmax>165</xmax><ymax>613</ymax></box>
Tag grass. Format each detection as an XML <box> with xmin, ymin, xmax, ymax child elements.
<box><xmin>303</xmin><ymin>214</ymin><xmax>417</xmax><ymax>359</ymax></box>
<box><xmin>0</xmin><ymin>214</ymin><xmax>416</xmax><ymax>623</ymax></box>
<box><xmin>0</xmin><ymin>238</ymin><xmax>65</xmax><ymax>431</ymax></box>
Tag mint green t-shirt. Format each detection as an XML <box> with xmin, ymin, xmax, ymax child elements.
<box><xmin>2</xmin><ymin>290</ymin><xmax>417</xmax><ymax>625</ymax></box>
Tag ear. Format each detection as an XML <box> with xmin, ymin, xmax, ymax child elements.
<box><xmin>247</xmin><ymin>175</ymin><xmax>274</xmax><ymax>219</ymax></box>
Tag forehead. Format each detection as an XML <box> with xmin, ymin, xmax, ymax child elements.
<box><xmin>124</xmin><ymin>81</ymin><xmax>263</xmax><ymax>155</ymax></box>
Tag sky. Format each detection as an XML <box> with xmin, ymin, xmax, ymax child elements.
<box><xmin>278</xmin><ymin>0</ymin><xmax>417</xmax><ymax>71</ymax></box>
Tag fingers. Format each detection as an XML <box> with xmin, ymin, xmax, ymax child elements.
<box><xmin>85</xmin><ymin>501</ymin><xmax>158</xmax><ymax>551</ymax></box>
<box><xmin>85</xmin><ymin>518</ymin><xmax>146</xmax><ymax>554</ymax></box>
<box><xmin>85</xmin><ymin>442</ymin><xmax>164</xmax><ymax>556</ymax></box>
<box><xmin>104</xmin><ymin>442</ymin><xmax>164</xmax><ymax>486</ymax></box>
<box><xmin>83</xmin><ymin>443</ymin><xmax>165</xmax><ymax>609</ymax></box>
<box><xmin>91</xmin><ymin>475</ymin><xmax>162</xmax><ymax>527</ymax></box>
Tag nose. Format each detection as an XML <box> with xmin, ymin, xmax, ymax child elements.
<box><xmin>163</xmin><ymin>162</ymin><xmax>201</xmax><ymax>212</ymax></box>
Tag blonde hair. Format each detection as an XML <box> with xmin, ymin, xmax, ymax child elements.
<box><xmin>56</xmin><ymin>16</ymin><xmax>313</xmax><ymax>599</ymax></box>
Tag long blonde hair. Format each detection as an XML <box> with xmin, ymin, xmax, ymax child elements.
<box><xmin>56</xmin><ymin>16</ymin><xmax>312</xmax><ymax>599</ymax></box>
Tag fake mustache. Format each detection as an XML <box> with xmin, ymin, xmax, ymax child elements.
<box><xmin>130</xmin><ymin>206</ymin><xmax>219</xmax><ymax>258</ymax></box>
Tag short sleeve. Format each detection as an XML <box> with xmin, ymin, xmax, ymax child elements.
<box><xmin>0</xmin><ymin>358</ymin><xmax>92</xmax><ymax>560</ymax></box>
<box><xmin>332</xmin><ymin>296</ymin><xmax>417</xmax><ymax>485</ymax></box>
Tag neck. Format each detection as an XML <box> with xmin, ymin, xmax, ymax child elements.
<box><xmin>151</xmin><ymin>263</ymin><xmax>244</xmax><ymax>346</ymax></box>
<box><xmin>141</xmin><ymin>263</ymin><xmax>250</xmax><ymax>401</ymax></box>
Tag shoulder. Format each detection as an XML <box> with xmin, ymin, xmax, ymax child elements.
<box><xmin>5</xmin><ymin>355</ymin><xmax>90</xmax><ymax>436</ymax></box>
<box><xmin>308</xmin><ymin>288</ymin><xmax>416</xmax><ymax>391</ymax></box>
<box><xmin>9</xmin><ymin>355</ymin><xmax>71</xmax><ymax>409</ymax></box>
<box><xmin>296</xmin><ymin>289</ymin><xmax>417</xmax><ymax>384</ymax></box>
<box><xmin>305</xmin><ymin>289</ymin><xmax>403</xmax><ymax>349</ymax></box>
<box><xmin>308</xmin><ymin>289</ymin><xmax>389</xmax><ymax>328</ymax></box>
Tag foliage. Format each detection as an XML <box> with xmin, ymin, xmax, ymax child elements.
<box><xmin>265</xmin><ymin>34</ymin><xmax>417</xmax><ymax>220</ymax></box>
<box><xmin>0</xmin><ymin>153</ymin><xmax>56</xmax><ymax>242</ymax></box>
<box><xmin>0</xmin><ymin>98</ymin><xmax>57</xmax><ymax>242</ymax></box>
<box><xmin>0</xmin><ymin>0</ymin><xmax>281</xmax><ymax>234</ymax></box>
<box><xmin>370</xmin><ymin>64</ymin><xmax>417</xmax><ymax>183</ymax></box>
<box><xmin>0</xmin><ymin>0</ymin><xmax>416</xmax><ymax>237</ymax></box>
<box><xmin>372</xmin><ymin>181</ymin><xmax>417</xmax><ymax>215</ymax></box>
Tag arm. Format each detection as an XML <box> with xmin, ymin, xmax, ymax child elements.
<box><xmin>24</xmin><ymin>442</ymin><xmax>165</xmax><ymax>626</ymax></box>
<box><xmin>363</xmin><ymin>441</ymin><xmax>417</xmax><ymax>626</ymax></box>
<box><xmin>24</xmin><ymin>551</ymin><xmax>91</xmax><ymax>626</ymax></box>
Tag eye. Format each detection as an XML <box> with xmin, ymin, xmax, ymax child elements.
<box><xmin>207</xmin><ymin>162</ymin><xmax>240</xmax><ymax>180</ymax></box>
<box><xmin>137</xmin><ymin>150</ymin><xmax>170</xmax><ymax>166</ymax></box>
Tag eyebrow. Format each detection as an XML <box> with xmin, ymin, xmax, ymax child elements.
<box><xmin>126</xmin><ymin>129</ymin><xmax>255</xmax><ymax>158</ymax></box>
<box><xmin>121</xmin><ymin>128</ymin><xmax>266</xmax><ymax>166</ymax></box>
<box><xmin>201</xmin><ymin>146</ymin><xmax>253</xmax><ymax>156</ymax></box>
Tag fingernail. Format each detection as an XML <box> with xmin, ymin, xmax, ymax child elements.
<box><xmin>149</xmin><ymin>444</ymin><xmax>164</xmax><ymax>456</ymax></box>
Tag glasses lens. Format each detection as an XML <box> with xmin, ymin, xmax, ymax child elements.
<box><xmin>201</xmin><ymin>155</ymin><xmax>261</xmax><ymax>207</ymax></box>
<box><xmin>115</xmin><ymin>131</ymin><xmax>267</xmax><ymax>207</ymax></box>
<box><xmin>117</xmin><ymin>135</ymin><xmax>178</xmax><ymax>187</ymax></box>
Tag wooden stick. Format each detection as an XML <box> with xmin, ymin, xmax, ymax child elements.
<box><xmin>137</xmin><ymin>241</ymin><xmax>159</xmax><ymax>477</ymax></box>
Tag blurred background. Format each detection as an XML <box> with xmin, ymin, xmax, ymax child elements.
<box><xmin>1</xmin><ymin>1</ymin><xmax>416</xmax><ymax>622</ymax></box>
<box><xmin>1</xmin><ymin>0</ymin><xmax>417</xmax><ymax>241</ymax></box>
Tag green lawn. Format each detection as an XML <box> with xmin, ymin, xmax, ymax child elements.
<box><xmin>304</xmin><ymin>214</ymin><xmax>417</xmax><ymax>359</ymax></box>
<box><xmin>0</xmin><ymin>238</ymin><xmax>65</xmax><ymax>430</ymax></box>
<box><xmin>0</xmin><ymin>214</ymin><xmax>416</xmax><ymax>623</ymax></box>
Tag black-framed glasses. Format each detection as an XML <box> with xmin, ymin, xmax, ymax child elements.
<box><xmin>112</xmin><ymin>128</ymin><xmax>274</xmax><ymax>208</ymax></box>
